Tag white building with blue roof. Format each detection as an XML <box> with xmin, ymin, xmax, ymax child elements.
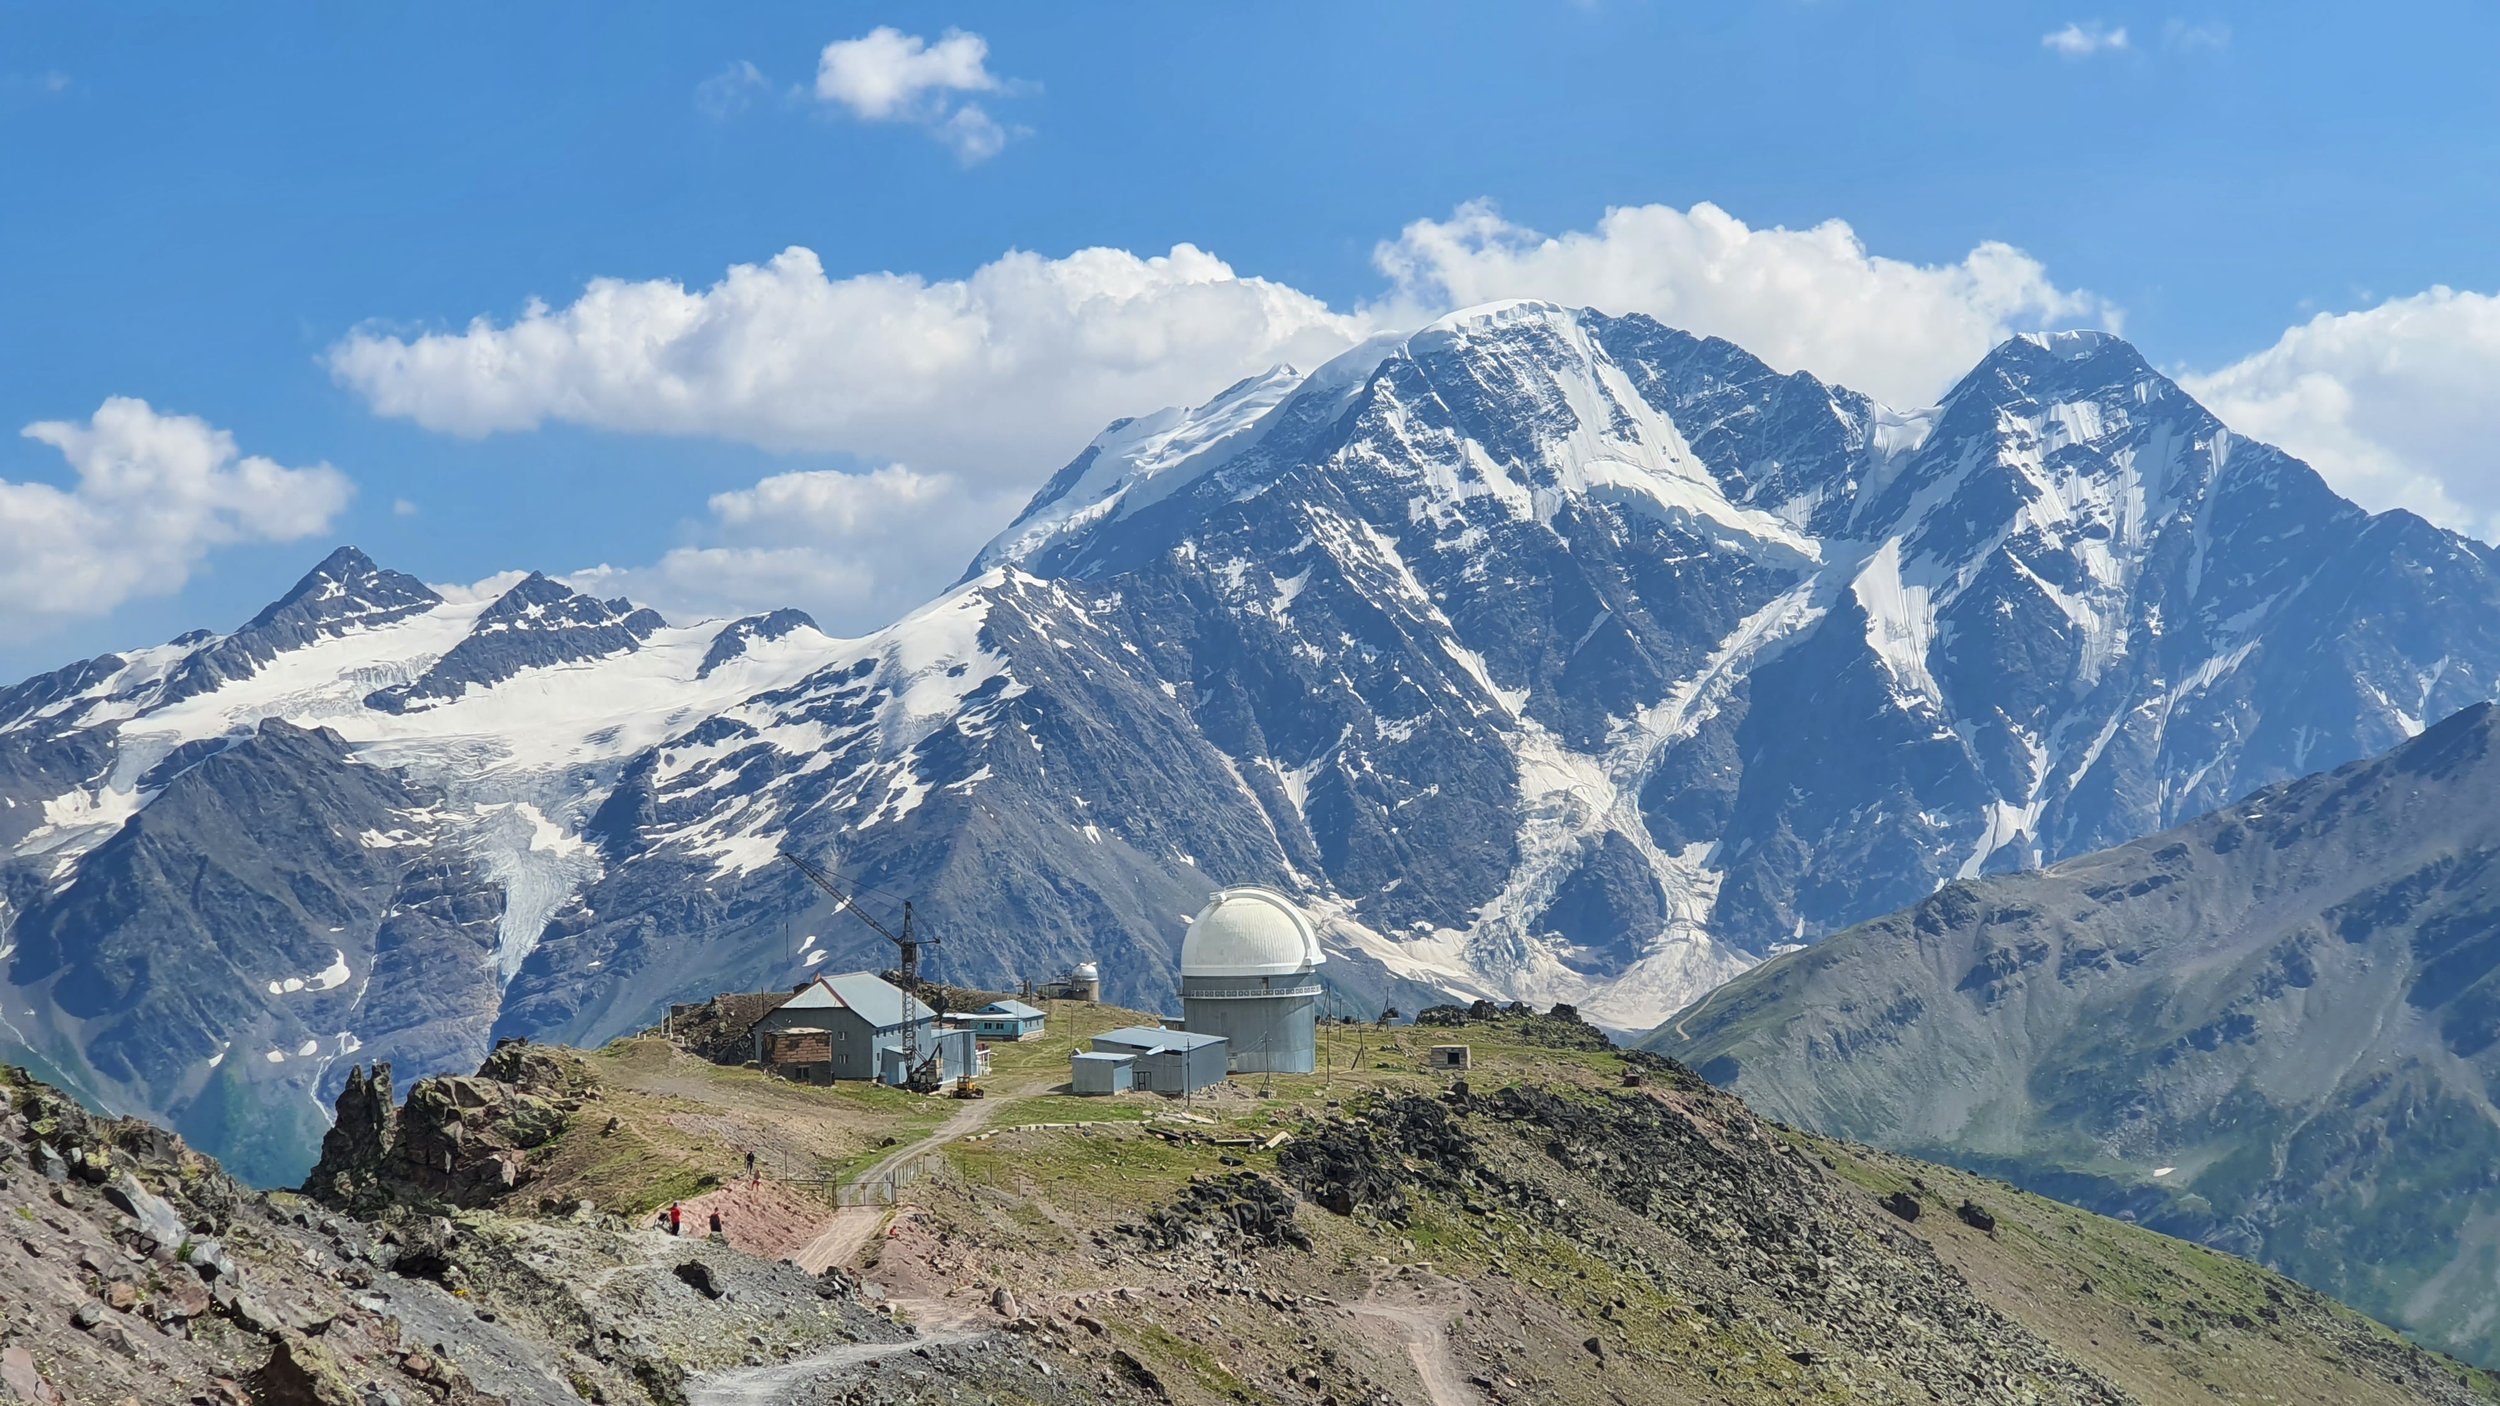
<box><xmin>966</xmin><ymin>999</ymin><xmax>1047</xmax><ymax>1041</ymax></box>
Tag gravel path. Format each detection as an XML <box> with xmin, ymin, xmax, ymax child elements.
<box><xmin>685</xmin><ymin>1328</ymin><xmax>989</xmax><ymax>1406</ymax></box>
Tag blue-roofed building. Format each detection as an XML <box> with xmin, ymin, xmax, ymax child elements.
<box><xmin>966</xmin><ymin>999</ymin><xmax>1047</xmax><ymax>1041</ymax></box>
<box><xmin>751</xmin><ymin>971</ymin><xmax>962</xmax><ymax>1086</ymax></box>
<box><xmin>1088</xmin><ymin>1026</ymin><xmax>1228</xmax><ymax>1094</ymax></box>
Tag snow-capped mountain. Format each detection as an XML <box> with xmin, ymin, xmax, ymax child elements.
<box><xmin>8</xmin><ymin>301</ymin><xmax>2500</xmax><ymax>1182</ymax></box>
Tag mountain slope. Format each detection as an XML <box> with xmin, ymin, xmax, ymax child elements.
<box><xmin>13</xmin><ymin>307</ymin><xmax>2500</xmax><ymax>1183</ymax></box>
<box><xmin>1653</xmin><ymin>701</ymin><xmax>2500</xmax><ymax>1365</ymax></box>
<box><xmin>17</xmin><ymin>1020</ymin><xmax>2499</xmax><ymax>1406</ymax></box>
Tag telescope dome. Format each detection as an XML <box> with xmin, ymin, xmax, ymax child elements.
<box><xmin>1181</xmin><ymin>886</ymin><xmax>1323</xmax><ymax>978</ymax></box>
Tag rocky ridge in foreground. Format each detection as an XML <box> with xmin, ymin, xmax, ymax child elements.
<box><xmin>6</xmin><ymin>998</ymin><xmax>2497</xmax><ymax>1404</ymax></box>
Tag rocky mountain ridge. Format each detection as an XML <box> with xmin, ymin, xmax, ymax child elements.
<box><xmin>1656</xmin><ymin>700</ymin><xmax>2500</xmax><ymax>1366</ymax></box>
<box><xmin>9</xmin><ymin>303</ymin><xmax>2500</xmax><ymax>1182</ymax></box>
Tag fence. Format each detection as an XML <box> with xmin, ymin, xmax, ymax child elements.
<box><xmin>832</xmin><ymin>1151</ymin><xmax>936</xmax><ymax>1208</ymax></box>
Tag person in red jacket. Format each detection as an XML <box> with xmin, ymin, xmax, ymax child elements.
<box><xmin>667</xmin><ymin>1202</ymin><xmax>683</xmax><ymax>1237</ymax></box>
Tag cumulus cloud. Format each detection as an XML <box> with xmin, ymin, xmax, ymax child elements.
<box><xmin>2043</xmin><ymin>21</ymin><xmax>2130</xmax><ymax>57</ymax></box>
<box><xmin>2184</xmin><ymin>288</ymin><xmax>2500</xmax><ymax>541</ymax></box>
<box><xmin>333</xmin><ymin>200</ymin><xmax>2130</xmax><ymax>627</ymax></box>
<box><xmin>3</xmin><ymin>398</ymin><xmax>353</xmax><ymax>631</ymax></box>
<box><xmin>814</xmin><ymin>27</ymin><xmax>1021</xmax><ymax>162</ymax></box>
<box><xmin>328</xmin><ymin>243</ymin><xmax>1369</xmax><ymax>488</ymax></box>
<box><xmin>1373</xmin><ymin>200</ymin><xmax>2115</xmax><ymax>408</ymax></box>
<box><xmin>566</xmin><ymin>465</ymin><xmax>1017</xmax><ymax>632</ymax></box>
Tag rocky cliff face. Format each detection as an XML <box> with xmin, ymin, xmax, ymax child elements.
<box><xmin>1656</xmin><ymin>701</ymin><xmax>2500</xmax><ymax>1366</ymax></box>
<box><xmin>305</xmin><ymin>1043</ymin><xmax>583</xmax><ymax>1215</ymax></box>
<box><xmin>11</xmin><ymin>309</ymin><xmax>2500</xmax><ymax>1183</ymax></box>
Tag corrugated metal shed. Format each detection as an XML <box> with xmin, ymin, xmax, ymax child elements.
<box><xmin>1070</xmin><ymin>1051</ymin><xmax>1134</xmax><ymax>1095</ymax></box>
<box><xmin>1089</xmin><ymin>1027</ymin><xmax>1228</xmax><ymax>1093</ymax></box>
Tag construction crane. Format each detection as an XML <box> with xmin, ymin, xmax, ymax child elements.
<box><xmin>778</xmin><ymin>849</ymin><xmax>943</xmax><ymax>1092</ymax></box>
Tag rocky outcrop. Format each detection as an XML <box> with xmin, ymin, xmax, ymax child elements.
<box><xmin>303</xmin><ymin>1041</ymin><xmax>580</xmax><ymax>1214</ymax></box>
<box><xmin>1121</xmin><ymin>1171</ymin><xmax>1312</xmax><ymax>1254</ymax></box>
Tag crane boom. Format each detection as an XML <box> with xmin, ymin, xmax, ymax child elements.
<box><xmin>777</xmin><ymin>849</ymin><xmax>941</xmax><ymax>1090</ymax></box>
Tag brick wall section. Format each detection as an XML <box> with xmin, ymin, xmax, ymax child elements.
<box><xmin>764</xmin><ymin>1029</ymin><xmax>832</xmax><ymax>1065</ymax></box>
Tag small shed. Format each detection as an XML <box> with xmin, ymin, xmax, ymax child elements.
<box><xmin>877</xmin><ymin>1027</ymin><xmax>982</xmax><ymax>1087</ymax></box>
<box><xmin>966</xmin><ymin>999</ymin><xmax>1047</xmax><ymax>1041</ymax></box>
<box><xmin>1089</xmin><ymin>1026</ymin><xmax>1229</xmax><ymax>1095</ymax></box>
<box><xmin>1428</xmin><ymin>1045</ymin><xmax>1471</xmax><ymax>1071</ymax></box>
<box><xmin>1070</xmin><ymin>1051</ymin><xmax>1135</xmax><ymax>1095</ymax></box>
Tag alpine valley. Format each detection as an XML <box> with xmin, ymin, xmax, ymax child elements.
<box><xmin>7</xmin><ymin>301</ymin><xmax>2500</xmax><ymax>1186</ymax></box>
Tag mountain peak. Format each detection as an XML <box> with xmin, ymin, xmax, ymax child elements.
<box><xmin>157</xmin><ymin>545</ymin><xmax>444</xmax><ymax>703</ymax></box>
<box><xmin>1958</xmin><ymin>327</ymin><xmax>2155</xmax><ymax>399</ymax></box>
<box><xmin>246</xmin><ymin>545</ymin><xmax>441</xmax><ymax>631</ymax></box>
<box><xmin>365</xmin><ymin>571</ymin><xmax>666</xmax><ymax>714</ymax></box>
<box><xmin>1419</xmin><ymin>298</ymin><xmax>1581</xmax><ymax>336</ymax></box>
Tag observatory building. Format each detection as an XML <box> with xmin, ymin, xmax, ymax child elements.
<box><xmin>1179</xmin><ymin>886</ymin><xmax>1324</xmax><ymax>1074</ymax></box>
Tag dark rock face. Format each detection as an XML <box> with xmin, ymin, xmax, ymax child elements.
<box><xmin>1124</xmin><ymin>1172</ymin><xmax>1313</xmax><ymax>1253</ymax></box>
<box><xmin>1662</xmin><ymin>701</ymin><xmax>2500</xmax><ymax>1366</ymax></box>
<box><xmin>161</xmin><ymin>547</ymin><xmax>441</xmax><ymax>705</ymax></box>
<box><xmin>1533</xmin><ymin>834</ymin><xmax>1669</xmax><ymax>977</ymax></box>
<box><xmin>304</xmin><ymin>1042</ymin><xmax>579</xmax><ymax>1213</ymax></box>
<box><xmin>3</xmin><ymin>718</ymin><xmax>506</xmax><ymax>1188</ymax></box>
<box><xmin>696</xmin><ymin>608</ymin><xmax>817</xmax><ymax>679</ymax></box>
<box><xmin>366</xmin><ymin>573</ymin><xmax>665</xmax><ymax>713</ymax></box>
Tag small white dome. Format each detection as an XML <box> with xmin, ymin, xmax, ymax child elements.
<box><xmin>1181</xmin><ymin>886</ymin><xmax>1323</xmax><ymax>978</ymax></box>
<box><xmin>1072</xmin><ymin>961</ymin><xmax>1100</xmax><ymax>981</ymax></box>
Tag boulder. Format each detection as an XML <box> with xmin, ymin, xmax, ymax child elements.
<box><xmin>258</xmin><ymin>1332</ymin><xmax>360</xmax><ymax>1406</ymax></box>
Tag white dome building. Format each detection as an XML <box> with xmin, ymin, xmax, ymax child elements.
<box><xmin>1179</xmin><ymin>886</ymin><xmax>1324</xmax><ymax>1074</ymax></box>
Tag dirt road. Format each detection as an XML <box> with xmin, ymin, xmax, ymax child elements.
<box><xmin>790</xmin><ymin>1082</ymin><xmax>1026</xmax><ymax>1275</ymax></box>
<box><xmin>1347</xmin><ymin>1274</ymin><xmax>1477</xmax><ymax>1406</ymax></box>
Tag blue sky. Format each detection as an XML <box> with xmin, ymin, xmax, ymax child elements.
<box><xmin>5</xmin><ymin>2</ymin><xmax>2499</xmax><ymax>678</ymax></box>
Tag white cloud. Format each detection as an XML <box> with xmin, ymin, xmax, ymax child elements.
<box><xmin>813</xmin><ymin>27</ymin><xmax>1021</xmax><ymax>162</ymax></box>
<box><xmin>3</xmin><ymin>398</ymin><xmax>352</xmax><ymax>631</ymax></box>
<box><xmin>2043</xmin><ymin>21</ymin><xmax>2130</xmax><ymax>57</ymax></box>
<box><xmin>334</xmin><ymin>200</ymin><xmax>2124</xmax><ymax>627</ymax></box>
<box><xmin>1372</xmin><ymin>200</ymin><xmax>2115</xmax><ymax>409</ymax></box>
<box><xmin>567</xmin><ymin>465</ymin><xmax>1016</xmax><ymax>632</ymax></box>
<box><xmin>328</xmin><ymin>243</ymin><xmax>1369</xmax><ymax>489</ymax></box>
<box><xmin>694</xmin><ymin>60</ymin><xmax>772</xmax><ymax>120</ymax></box>
<box><xmin>2162</xmin><ymin>19</ymin><xmax>2232</xmax><ymax>52</ymax></box>
<box><xmin>2184</xmin><ymin>288</ymin><xmax>2500</xmax><ymax>541</ymax></box>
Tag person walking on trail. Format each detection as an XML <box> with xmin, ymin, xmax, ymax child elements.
<box><xmin>667</xmin><ymin>1202</ymin><xmax>683</xmax><ymax>1237</ymax></box>
<box><xmin>745</xmin><ymin>1148</ymin><xmax>758</xmax><ymax>1186</ymax></box>
<box><xmin>708</xmin><ymin>1209</ymin><xmax>725</xmax><ymax>1243</ymax></box>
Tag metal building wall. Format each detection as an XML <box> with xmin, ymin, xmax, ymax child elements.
<box><xmin>1071</xmin><ymin>1054</ymin><xmax>1133</xmax><ymax>1095</ymax></box>
<box><xmin>1180</xmin><ymin>975</ymin><xmax>1319</xmax><ymax>1074</ymax></box>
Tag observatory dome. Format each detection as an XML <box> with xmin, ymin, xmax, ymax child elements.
<box><xmin>1181</xmin><ymin>886</ymin><xmax>1324</xmax><ymax>978</ymax></box>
